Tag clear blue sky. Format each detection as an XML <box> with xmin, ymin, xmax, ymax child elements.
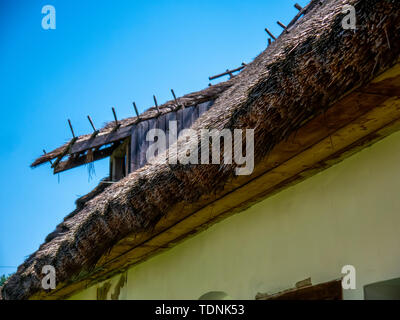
<box><xmin>0</xmin><ymin>0</ymin><xmax>308</xmax><ymax>276</ymax></box>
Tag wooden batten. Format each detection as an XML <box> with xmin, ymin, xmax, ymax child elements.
<box><xmin>256</xmin><ymin>279</ymin><xmax>343</xmax><ymax>300</ymax></box>
<box><xmin>71</xmin><ymin>125</ymin><xmax>133</xmax><ymax>155</ymax></box>
<box><xmin>130</xmin><ymin>102</ymin><xmax>213</xmax><ymax>172</ymax></box>
<box><xmin>51</xmin><ymin>137</ymin><xmax>78</xmax><ymax>170</ymax></box>
<box><xmin>54</xmin><ymin>143</ymin><xmax>121</xmax><ymax>174</ymax></box>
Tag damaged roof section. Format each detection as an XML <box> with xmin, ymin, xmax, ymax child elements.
<box><xmin>32</xmin><ymin>80</ymin><xmax>233</xmax><ymax>174</ymax></box>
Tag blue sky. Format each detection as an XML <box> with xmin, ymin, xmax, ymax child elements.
<box><xmin>0</xmin><ymin>0</ymin><xmax>308</xmax><ymax>276</ymax></box>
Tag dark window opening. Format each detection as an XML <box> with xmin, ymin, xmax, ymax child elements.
<box><xmin>110</xmin><ymin>138</ymin><xmax>130</xmax><ymax>182</ymax></box>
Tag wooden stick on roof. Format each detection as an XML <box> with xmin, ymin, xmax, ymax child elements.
<box><xmin>171</xmin><ymin>89</ymin><xmax>182</xmax><ymax>108</ymax></box>
<box><xmin>153</xmin><ymin>95</ymin><xmax>160</xmax><ymax>115</ymax></box>
<box><xmin>294</xmin><ymin>3</ymin><xmax>303</xmax><ymax>11</ymax></box>
<box><xmin>51</xmin><ymin>137</ymin><xmax>78</xmax><ymax>169</ymax></box>
<box><xmin>43</xmin><ymin>149</ymin><xmax>53</xmax><ymax>165</ymax></box>
<box><xmin>51</xmin><ymin>119</ymin><xmax>79</xmax><ymax>170</ymax></box>
<box><xmin>286</xmin><ymin>1</ymin><xmax>314</xmax><ymax>30</ymax></box>
<box><xmin>132</xmin><ymin>102</ymin><xmax>140</xmax><ymax>118</ymax></box>
<box><xmin>265</xmin><ymin>28</ymin><xmax>277</xmax><ymax>41</ymax></box>
<box><xmin>87</xmin><ymin>115</ymin><xmax>99</xmax><ymax>138</ymax></box>
<box><xmin>68</xmin><ymin>119</ymin><xmax>76</xmax><ymax>139</ymax></box>
<box><xmin>209</xmin><ymin>63</ymin><xmax>246</xmax><ymax>81</ymax></box>
<box><xmin>277</xmin><ymin>21</ymin><xmax>288</xmax><ymax>31</ymax></box>
<box><xmin>112</xmin><ymin>107</ymin><xmax>120</xmax><ymax>128</ymax></box>
<box><xmin>87</xmin><ymin>115</ymin><xmax>97</xmax><ymax>132</ymax></box>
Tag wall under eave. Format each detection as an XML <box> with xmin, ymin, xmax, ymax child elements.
<box><xmin>71</xmin><ymin>127</ymin><xmax>400</xmax><ymax>300</ymax></box>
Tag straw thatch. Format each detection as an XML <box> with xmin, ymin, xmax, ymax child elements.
<box><xmin>2</xmin><ymin>0</ymin><xmax>400</xmax><ymax>300</ymax></box>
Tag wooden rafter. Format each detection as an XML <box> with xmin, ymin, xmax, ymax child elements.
<box><xmin>51</xmin><ymin>137</ymin><xmax>78</xmax><ymax>170</ymax></box>
<box><xmin>256</xmin><ymin>279</ymin><xmax>343</xmax><ymax>300</ymax></box>
<box><xmin>70</xmin><ymin>125</ymin><xmax>133</xmax><ymax>155</ymax></box>
<box><xmin>53</xmin><ymin>142</ymin><xmax>121</xmax><ymax>174</ymax></box>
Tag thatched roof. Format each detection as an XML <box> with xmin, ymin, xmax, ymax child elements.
<box><xmin>2</xmin><ymin>0</ymin><xmax>400</xmax><ymax>300</ymax></box>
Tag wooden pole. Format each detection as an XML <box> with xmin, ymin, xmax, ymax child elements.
<box><xmin>87</xmin><ymin>115</ymin><xmax>97</xmax><ymax>132</ymax></box>
<box><xmin>277</xmin><ymin>21</ymin><xmax>287</xmax><ymax>31</ymax></box>
<box><xmin>112</xmin><ymin>107</ymin><xmax>119</xmax><ymax>127</ymax></box>
<box><xmin>51</xmin><ymin>137</ymin><xmax>78</xmax><ymax>169</ymax></box>
<box><xmin>226</xmin><ymin>69</ymin><xmax>234</xmax><ymax>78</ymax></box>
<box><xmin>265</xmin><ymin>28</ymin><xmax>277</xmax><ymax>40</ymax></box>
<box><xmin>153</xmin><ymin>95</ymin><xmax>160</xmax><ymax>115</ymax></box>
<box><xmin>171</xmin><ymin>89</ymin><xmax>182</xmax><ymax>109</ymax></box>
<box><xmin>171</xmin><ymin>89</ymin><xmax>177</xmax><ymax>101</ymax></box>
<box><xmin>87</xmin><ymin>115</ymin><xmax>99</xmax><ymax>138</ymax></box>
<box><xmin>68</xmin><ymin>119</ymin><xmax>76</xmax><ymax>139</ymax></box>
<box><xmin>43</xmin><ymin>149</ymin><xmax>53</xmax><ymax>165</ymax></box>
<box><xmin>286</xmin><ymin>1</ymin><xmax>314</xmax><ymax>30</ymax></box>
<box><xmin>132</xmin><ymin>102</ymin><xmax>140</xmax><ymax>118</ymax></box>
<box><xmin>294</xmin><ymin>3</ymin><xmax>302</xmax><ymax>11</ymax></box>
<box><xmin>209</xmin><ymin>63</ymin><xmax>246</xmax><ymax>81</ymax></box>
<box><xmin>170</xmin><ymin>89</ymin><xmax>177</xmax><ymax>103</ymax></box>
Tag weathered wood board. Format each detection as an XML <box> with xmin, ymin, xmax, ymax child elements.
<box><xmin>130</xmin><ymin>101</ymin><xmax>213</xmax><ymax>171</ymax></box>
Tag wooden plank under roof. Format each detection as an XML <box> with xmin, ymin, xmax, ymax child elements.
<box><xmin>31</xmin><ymin>81</ymin><xmax>232</xmax><ymax>169</ymax></box>
<box><xmin>52</xmin><ymin>101</ymin><xmax>214</xmax><ymax>174</ymax></box>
